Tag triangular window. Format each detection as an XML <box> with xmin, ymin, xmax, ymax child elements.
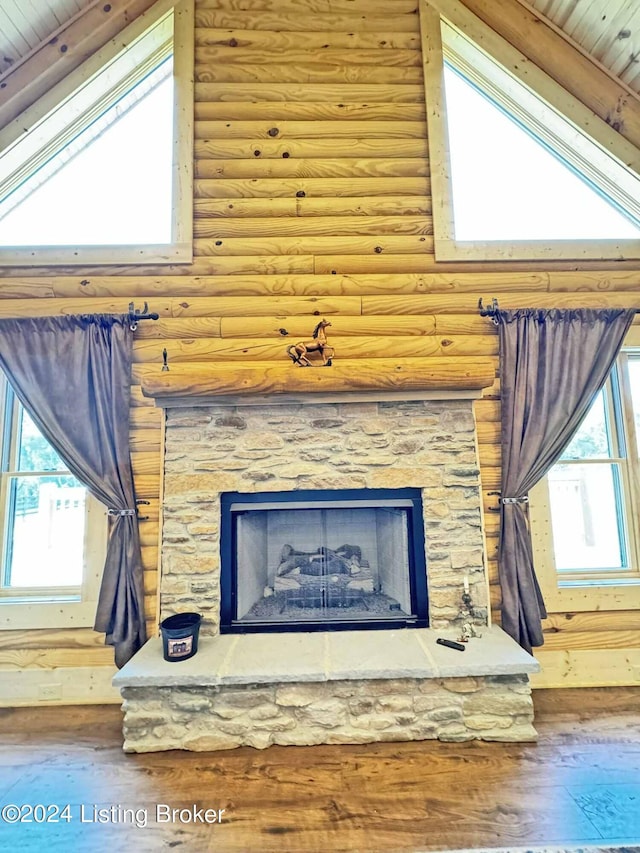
<box><xmin>444</xmin><ymin>64</ymin><xmax>640</xmax><ymax>242</ymax></box>
<box><xmin>0</xmin><ymin>61</ymin><xmax>173</xmax><ymax>246</ymax></box>
<box><xmin>423</xmin><ymin>10</ymin><xmax>640</xmax><ymax>262</ymax></box>
<box><xmin>0</xmin><ymin>1</ymin><xmax>192</xmax><ymax>266</ymax></box>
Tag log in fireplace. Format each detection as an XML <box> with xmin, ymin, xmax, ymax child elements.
<box><xmin>220</xmin><ymin>488</ymin><xmax>429</xmax><ymax>633</ymax></box>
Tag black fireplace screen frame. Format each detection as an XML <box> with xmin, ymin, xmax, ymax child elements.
<box><xmin>219</xmin><ymin>487</ymin><xmax>429</xmax><ymax>634</ymax></box>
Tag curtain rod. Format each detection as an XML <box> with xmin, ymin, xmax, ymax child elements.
<box><xmin>128</xmin><ymin>301</ymin><xmax>159</xmax><ymax>330</ymax></box>
<box><xmin>478</xmin><ymin>298</ymin><xmax>500</xmax><ymax>320</ymax></box>
<box><xmin>478</xmin><ymin>298</ymin><xmax>640</xmax><ymax>324</ymax></box>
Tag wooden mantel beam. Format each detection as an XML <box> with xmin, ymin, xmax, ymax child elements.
<box><xmin>140</xmin><ymin>358</ymin><xmax>497</xmax><ymax>401</ymax></box>
<box><xmin>455</xmin><ymin>0</ymin><xmax>640</xmax><ymax>152</ymax></box>
<box><xmin>0</xmin><ymin>0</ymin><xmax>165</xmax><ymax>134</ymax></box>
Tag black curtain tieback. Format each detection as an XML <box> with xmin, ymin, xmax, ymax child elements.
<box><xmin>501</xmin><ymin>496</ymin><xmax>529</xmax><ymax>504</ymax></box>
<box><xmin>108</xmin><ymin>508</ymin><xmax>137</xmax><ymax>516</ymax></box>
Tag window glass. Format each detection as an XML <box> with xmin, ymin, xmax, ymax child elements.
<box><xmin>548</xmin><ymin>462</ymin><xmax>628</xmax><ymax>572</ymax></box>
<box><xmin>0</xmin><ymin>377</ymin><xmax>106</xmax><ymax>627</ymax></box>
<box><xmin>1</xmin><ymin>386</ymin><xmax>88</xmax><ymax>594</ymax></box>
<box><xmin>443</xmin><ymin>65</ymin><xmax>640</xmax><ymax>242</ymax></box>
<box><xmin>0</xmin><ymin>65</ymin><xmax>174</xmax><ymax>246</ymax></box>
<box><xmin>628</xmin><ymin>356</ymin><xmax>640</xmax><ymax>457</ymax></box>
<box><xmin>540</xmin><ymin>360</ymin><xmax>640</xmax><ymax>586</ymax></box>
<box><xmin>560</xmin><ymin>389</ymin><xmax>612</xmax><ymax>461</ymax></box>
<box><xmin>4</xmin><ymin>475</ymin><xmax>85</xmax><ymax>588</ymax></box>
<box><xmin>17</xmin><ymin>410</ymin><xmax>67</xmax><ymax>473</ymax></box>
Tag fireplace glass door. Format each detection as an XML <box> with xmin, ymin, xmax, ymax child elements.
<box><xmin>220</xmin><ymin>489</ymin><xmax>428</xmax><ymax>633</ymax></box>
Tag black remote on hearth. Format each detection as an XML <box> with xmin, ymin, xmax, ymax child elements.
<box><xmin>436</xmin><ymin>638</ymin><xmax>466</xmax><ymax>651</ymax></box>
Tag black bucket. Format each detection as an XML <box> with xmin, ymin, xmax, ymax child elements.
<box><xmin>160</xmin><ymin>612</ymin><xmax>202</xmax><ymax>662</ymax></box>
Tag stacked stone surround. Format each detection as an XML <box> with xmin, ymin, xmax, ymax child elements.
<box><xmin>114</xmin><ymin>395</ymin><xmax>540</xmax><ymax>751</ymax></box>
<box><xmin>120</xmin><ymin>675</ymin><xmax>536</xmax><ymax>753</ymax></box>
<box><xmin>160</xmin><ymin>398</ymin><xmax>488</xmax><ymax>632</ymax></box>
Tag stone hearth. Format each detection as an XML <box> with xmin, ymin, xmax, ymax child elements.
<box><xmin>114</xmin><ymin>393</ymin><xmax>540</xmax><ymax>751</ymax></box>
<box><xmin>114</xmin><ymin>628</ymin><xmax>538</xmax><ymax>752</ymax></box>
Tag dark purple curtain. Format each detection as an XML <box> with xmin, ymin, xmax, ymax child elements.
<box><xmin>0</xmin><ymin>315</ymin><xmax>145</xmax><ymax>666</ymax></box>
<box><xmin>497</xmin><ymin>307</ymin><xmax>635</xmax><ymax>653</ymax></box>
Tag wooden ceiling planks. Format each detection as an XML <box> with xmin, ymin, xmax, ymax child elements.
<box><xmin>1</xmin><ymin>0</ymin><xmax>638</xmax><ymax>99</ymax></box>
<box><xmin>525</xmin><ymin>0</ymin><xmax>640</xmax><ymax>94</ymax></box>
<box><xmin>0</xmin><ymin>0</ymin><xmax>93</xmax><ymax>74</ymax></box>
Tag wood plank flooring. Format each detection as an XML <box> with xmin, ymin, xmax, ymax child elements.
<box><xmin>0</xmin><ymin>688</ymin><xmax>639</xmax><ymax>853</ymax></box>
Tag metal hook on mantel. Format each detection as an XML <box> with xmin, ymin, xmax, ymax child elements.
<box><xmin>128</xmin><ymin>301</ymin><xmax>160</xmax><ymax>331</ymax></box>
<box><xmin>478</xmin><ymin>297</ymin><xmax>500</xmax><ymax>326</ymax></box>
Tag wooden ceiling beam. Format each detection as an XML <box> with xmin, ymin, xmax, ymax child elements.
<box><xmin>458</xmin><ymin>0</ymin><xmax>640</xmax><ymax>152</ymax></box>
<box><xmin>0</xmin><ymin>0</ymin><xmax>164</xmax><ymax>133</ymax></box>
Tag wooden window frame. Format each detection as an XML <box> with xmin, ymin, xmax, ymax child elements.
<box><xmin>420</xmin><ymin>0</ymin><xmax>640</xmax><ymax>263</ymax></box>
<box><xmin>530</xmin><ymin>328</ymin><xmax>640</xmax><ymax>613</ymax></box>
<box><xmin>0</xmin><ymin>379</ymin><xmax>107</xmax><ymax>630</ymax></box>
<box><xmin>0</xmin><ymin>0</ymin><xmax>193</xmax><ymax>268</ymax></box>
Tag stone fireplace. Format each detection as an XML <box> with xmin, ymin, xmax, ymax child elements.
<box><xmin>114</xmin><ymin>391</ymin><xmax>539</xmax><ymax>752</ymax></box>
<box><xmin>159</xmin><ymin>396</ymin><xmax>490</xmax><ymax>630</ymax></box>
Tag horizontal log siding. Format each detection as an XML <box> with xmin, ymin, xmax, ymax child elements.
<box><xmin>0</xmin><ymin>0</ymin><xmax>638</xmax><ymax>686</ymax></box>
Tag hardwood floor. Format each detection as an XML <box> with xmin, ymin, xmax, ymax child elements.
<box><xmin>1</xmin><ymin>688</ymin><xmax>639</xmax><ymax>853</ymax></box>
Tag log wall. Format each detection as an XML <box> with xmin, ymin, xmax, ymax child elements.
<box><xmin>0</xmin><ymin>0</ymin><xmax>639</xmax><ymax>695</ymax></box>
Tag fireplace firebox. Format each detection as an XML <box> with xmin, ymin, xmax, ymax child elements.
<box><xmin>220</xmin><ymin>488</ymin><xmax>428</xmax><ymax>633</ymax></box>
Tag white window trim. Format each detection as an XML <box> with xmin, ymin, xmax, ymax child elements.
<box><xmin>0</xmin><ymin>0</ymin><xmax>193</xmax><ymax>268</ymax></box>
<box><xmin>530</xmin><ymin>328</ymin><xmax>640</xmax><ymax>612</ymax></box>
<box><xmin>419</xmin><ymin>0</ymin><xmax>640</xmax><ymax>263</ymax></box>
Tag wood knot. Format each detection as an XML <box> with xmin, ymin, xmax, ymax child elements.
<box><xmin>253</xmin><ymin>149</ymin><xmax>261</xmax><ymax>156</ymax></box>
<box><xmin>267</xmin><ymin>127</ymin><xmax>280</xmax><ymax>137</ymax></box>
<box><xmin>60</xmin><ymin>44</ymin><xmax>68</xmax><ymax>53</ymax></box>
<box><xmin>282</xmin><ymin>152</ymin><xmax>290</xmax><ymax>158</ymax></box>
<box><xmin>80</xmin><ymin>279</ymin><xmax>90</xmax><ymax>287</ymax></box>
<box><xmin>441</xmin><ymin>338</ymin><xmax>453</xmax><ymax>347</ymax></box>
<box><xmin>103</xmin><ymin>4</ymin><xmax>112</xmax><ymax>11</ymax></box>
<box><xmin>374</xmin><ymin>246</ymin><xmax>383</xmax><ymax>253</ymax></box>
<box><xmin>228</xmin><ymin>38</ymin><xmax>238</xmax><ymax>47</ymax></box>
<box><xmin>296</xmin><ymin>190</ymin><xmax>306</xmax><ymax>197</ymax></box>
<box><xmin>278</xmin><ymin>328</ymin><xmax>289</xmax><ymax>336</ymax></box>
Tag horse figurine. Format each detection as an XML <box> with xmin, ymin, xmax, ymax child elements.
<box><xmin>286</xmin><ymin>319</ymin><xmax>334</xmax><ymax>367</ymax></box>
